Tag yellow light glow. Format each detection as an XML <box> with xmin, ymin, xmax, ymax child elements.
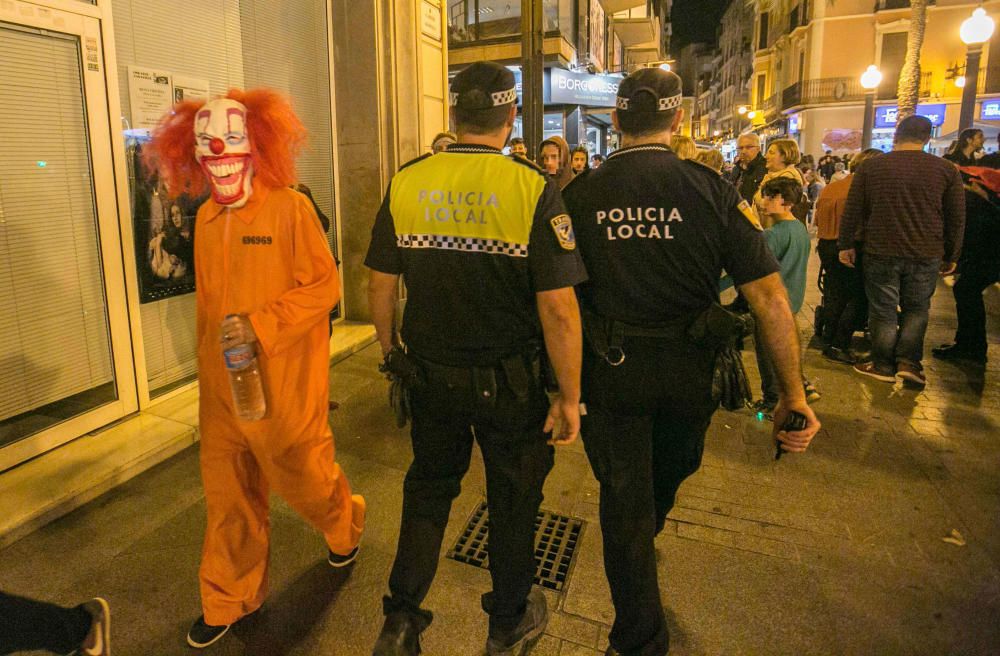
<box><xmin>737</xmin><ymin>105</ymin><xmax>749</xmax><ymax>115</ymax></box>
<box><xmin>747</xmin><ymin>110</ymin><xmax>758</xmax><ymax>119</ymax></box>
<box><xmin>955</xmin><ymin>75</ymin><xmax>967</xmax><ymax>88</ymax></box>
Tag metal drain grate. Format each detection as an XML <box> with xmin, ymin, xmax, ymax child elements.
<box><xmin>446</xmin><ymin>501</ymin><xmax>585</xmax><ymax>591</ymax></box>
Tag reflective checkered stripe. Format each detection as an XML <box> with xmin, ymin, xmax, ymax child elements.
<box><xmin>396</xmin><ymin>234</ymin><xmax>528</xmax><ymax>257</ymax></box>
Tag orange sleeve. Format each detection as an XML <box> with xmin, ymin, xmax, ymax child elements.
<box><xmin>248</xmin><ymin>197</ymin><xmax>339</xmax><ymax>357</ymax></box>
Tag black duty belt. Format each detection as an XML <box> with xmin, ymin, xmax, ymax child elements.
<box><xmin>412</xmin><ymin>350</ymin><xmax>541</xmax><ymax>404</ymax></box>
<box><xmin>579</xmin><ymin>306</ymin><xmax>687</xmax><ymax>367</ymax></box>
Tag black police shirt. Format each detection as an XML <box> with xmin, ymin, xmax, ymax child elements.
<box><xmin>562</xmin><ymin>143</ymin><xmax>779</xmax><ymax>325</ymax></box>
<box><xmin>365</xmin><ymin>144</ymin><xmax>588</xmax><ymax>366</ymax></box>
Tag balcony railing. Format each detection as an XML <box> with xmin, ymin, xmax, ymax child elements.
<box><xmin>780</xmin><ymin>71</ymin><xmax>933</xmax><ymax>111</ymax></box>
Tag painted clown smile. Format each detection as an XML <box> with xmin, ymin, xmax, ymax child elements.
<box><xmin>200</xmin><ymin>154</ymin><xmax>252</xmax><ymax>204</ymax></box>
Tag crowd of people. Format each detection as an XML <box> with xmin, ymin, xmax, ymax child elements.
<box><xmin>3</xmin><ymin>59</ymin><xmax>996</xmax><ymax>656</ymax></box>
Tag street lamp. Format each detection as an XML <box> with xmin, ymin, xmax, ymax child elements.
<box><xmin>859</xmin><ymin>65</ymin><xmax>882</xmax><ymax>149</ymax></box>
<box><xmin>737</xmin><ymin>105</ymin><xmax>749</xmax><ymax>115</ymax></box>
<box><xmin>959</xmin><ymin>7</ymin><xmax>996</xmax><ymax>131</ymax></box>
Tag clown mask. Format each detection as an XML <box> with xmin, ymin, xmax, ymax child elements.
<box><xmin>194</xmin><ymin>99</ymin><xmax>253</xmax><ymax>207</ymax></box>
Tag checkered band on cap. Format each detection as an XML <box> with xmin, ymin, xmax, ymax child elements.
<box><xmin>397</xmin><ymin>234</ymin><xmax>528</xmax><ymax>257</ymax></box>
<box><xmin>490</xmin><ymin>88</ymin><xmax>517</xmax><ymax>105</ymax></box>
<box><xmin>616</xmin><ymin>93</ymin><xmax>682</xmax><ymax>112</ymax></box>
<box><xmin>658</xmin><ymin>94</ymin><xmax>683</xmax><ymax>111</ymax></box>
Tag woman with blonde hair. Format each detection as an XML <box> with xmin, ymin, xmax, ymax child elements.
<box><xmin>670</xmin><ymin>134</ymin><xmax>697</xmax><ymax>160</ymax></box>
<box><xmin>754</xmin><ymin>138</ymin><xmax>806</xmax><ymax>225</ymax></box>
<box><xmin>695</xmin><ymin>148</ymin><xmax>725</xmax><ymax>174</ymax></box>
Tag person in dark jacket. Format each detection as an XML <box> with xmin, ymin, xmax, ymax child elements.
<box><xmin>933</xmin><ymin>166</ymin><xmax>1000</xmax><ymax>363</ymax></box>
<box><xmin>944</xmin><ymin>128</ymin><xmax>984</xmax><ymax>167</ymax></box>
<box><xmin>728</xmin><ymin>133</ymin><xmax>767</xmax><ymax>203</ymax></box>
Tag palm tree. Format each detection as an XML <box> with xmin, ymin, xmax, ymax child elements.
<box><xmin>896</xmin><ymin>0</ymin><xmax>929</xmax><ymax>120</ymax></box>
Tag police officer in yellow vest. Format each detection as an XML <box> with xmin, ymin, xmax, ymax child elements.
<box><xmin>366</xmin><ymin>61</ymin><xmax>587</xmax><ymax>656</ymax></box>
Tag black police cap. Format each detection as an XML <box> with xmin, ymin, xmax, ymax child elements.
<box><xmin>450</xmin><ymin>61</ymin><xmax>517</xmax><ymax>111</ymax></box>
<box><xmin>616</xmin><ymin>68</ymin><xmax>683</xmax><ymax>113</ymax></box>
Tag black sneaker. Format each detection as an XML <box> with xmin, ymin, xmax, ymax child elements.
<box><xmin>328</xmin><ymin>544</ymin><xmax>360</xmax><ymax>568</ymax></box>
<box><xmin>372</xmin><ymin>612</ymin><xmax>424</xmax><ymax>656</ymax></box>
<box><xmin>186</xmin><ymin>616</ymin><xmax>230</xmax><ymax>649</ymax></box>
<box><xmin>485</xmin><ymin>589</ymin><xmax>548</xmax><ymax>656</ymax></box>
<box><xmin>822</xmin><ymin>346</ymin><xmax>855</xmax><ymax>365</ymax></box>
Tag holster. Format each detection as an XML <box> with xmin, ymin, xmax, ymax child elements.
<box><xmin>688</xmin><ymin>303</ymin><xmax>753</xmax><ymax>411</ymax></box>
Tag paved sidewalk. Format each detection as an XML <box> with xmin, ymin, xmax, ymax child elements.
<box><xmin>2</xmin><ymin>256</ymin><xmax>998</xmax><ymax>655</ymax></box>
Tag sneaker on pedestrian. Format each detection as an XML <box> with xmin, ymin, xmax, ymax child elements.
<box><xmin>328</xmin><ymin>543</ymin><xmax>360</xmax><ymax>568</ymax></box>
<box><xmin>77</xmin><ymin>597</ymin><xmax>110</xmax><ymax>656</ymax></box>
<box><xmin>751</xmin><ymin>398</ymin><xmax>776</xmax><ymax>418</ymax></box>
<box><xmin>186</xmin><ymin>616</ymin><xmax>231</xmax><ymax>649</ymax></box>
<box><xmin>931</xmin><ymin>343</ymin><xmax>987</xmax><ymax>364</ymax></box>
<box><xmin>852</xmin><ymin>361</ymin><xmax>895</xmax><ymax>383</ymax></box>
<box><xmin>803</xmin><ymin>381</ymin><xmax>821</xmax><ymax>404</ymax></box>
<box><xmin>372</xmin><ymin>612</ymin><xmax>424</xmax><ymax>656</ymax></box>
<box><xmin>485</xmin><ymin>589</ymin><xmax>548</xmax><ymax>656</ymax></box>
<box><xmin>895</xmin><ymin>363</ymin><xmax>927</xmax><ymax>388</ymax></box>
<box><xmin>822</xmin><ymin>346</ymin><xmax>854</xmax><ymax>365</ymax></box>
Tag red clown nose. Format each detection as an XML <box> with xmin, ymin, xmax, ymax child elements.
<box><xmin>209</xmin><ymin>137</ymin><xmax>225</xmax><ymax>155</ymax></box>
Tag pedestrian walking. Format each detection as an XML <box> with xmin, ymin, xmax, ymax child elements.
<box><xmin>571</xmin><ymin>145</ymin><xmax>590</xmax><ymax>175</ymax></box>
<box><xmin>146</xmin><ymin>90</ymin><xmax>365</xmax><ymax>649</ymax></box>
<box><xmin>537</xmin><ymin>135</ymin><xmax>575</xmax><ymax>188</ymax></box>
<box><xmin>839</xmin><ymin>115</ymin><xmax>966</xmax><ymax>387</ymax></box>
<box><xmin>366</xmin><ymin>61</ymin><xmax>587</xmax><ymax>656</ymax></box>
<box><xmin>0</xmin><ymin>592</ymin><xmax>109</xmax><ymax>655</ymax></box>
<box><xmin>933</xmin><ymin>166</ymin><xmax>1000</xmax><ymax>363</ymax></box>
<box><xmin>814</xmin><ymin>148</ymin><xmax>883</xmax><ymax>363</ymax></box>
<box><xmin>562</xmin><ymin>67</ymin><xmax>820</xmax><ymax>656</ymax></box>
<box><xmin>943</xmin><ymin>128</ymin><xmax>984</xmax><ymax>167</ymax></box>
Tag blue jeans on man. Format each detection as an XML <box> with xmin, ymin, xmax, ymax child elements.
<box><xmin>863</xmin><ymin>255</ymin><xmax>940</xmax><ymax>375</ymax></box>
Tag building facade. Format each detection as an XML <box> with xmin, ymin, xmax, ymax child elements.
<box><xmin>745</xmin><ymin>0</ymin><xmax>1000</xmax><ymax>158</ymax></box>
<box><xmin>446</xmin><ymin>0</ymin><xmax>672</xmax><ymax>154</ymax></box>
<box><xmin>0</xmin><ymin>0</ymin><xmax>449</xmax><ymax>542</ymax></box>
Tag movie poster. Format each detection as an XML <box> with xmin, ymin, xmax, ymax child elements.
<box><xmin>131</xmin><ymin>143</ymin><xmax>203</xmax><ymax>303</ymax></box>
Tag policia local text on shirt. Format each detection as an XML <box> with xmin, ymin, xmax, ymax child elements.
<box><xmin>365</xmin><ymin>62</ymin><xmax>586</xmax><ymax>656</ymax></box>
<box><xmin>561</xmin><ymin>68</ymin><xmax>821</xmax><ymax>656</ymax></box>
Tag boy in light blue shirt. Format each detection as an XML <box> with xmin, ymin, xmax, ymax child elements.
<box><xmin>753</xmin><ymin>177</ymin><xmax>818</xmax><ymax>412</ymax></box>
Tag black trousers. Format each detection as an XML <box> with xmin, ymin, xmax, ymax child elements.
<box><xmin>817</xmin><ymin>239</ymin><xmax>866</xmax><ymax>349</ymax></box>
<box><xmin>0</xmin><ymin>592</ymin><xmax>91</xmax><ymax>655</ymax></box>
<box><xmin>953</xmin><ymin>256</ymin><xmax>1000</xmax><ymax>353</ymax></box>
<box><xmin>382</xmin><ymin>355</ymin><xmax>554</xmax><ymax>637</ymax></box>
<box><xmin>580</xmin><ymin>338</ymin><xmax>717</xmax><ymax>656</ymax></box>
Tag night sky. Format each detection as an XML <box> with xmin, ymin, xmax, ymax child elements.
<box><xmin>670</xmin><ymin>0</ymin><xmax>729</xmax><ymax>56</ymax></box>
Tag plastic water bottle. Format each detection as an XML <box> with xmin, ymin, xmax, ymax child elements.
<box><xmin>224</xmin><ymin>341</ymin><xmax>267</xmax><ymax>421</ymax></box>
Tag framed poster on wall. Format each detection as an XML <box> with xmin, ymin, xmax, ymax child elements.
<box><xmin>130</xmin><ymin>143</ymin><xmax>202</xmax><ymax>304</ymax></box>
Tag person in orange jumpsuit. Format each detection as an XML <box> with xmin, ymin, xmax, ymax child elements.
<box><xmin>146</xmin><ymin>89</ymin><xmax>365</xmax><ymax>649</ymax></box>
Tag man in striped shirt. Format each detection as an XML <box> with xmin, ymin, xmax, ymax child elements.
<box><xmin>838</xmin><ymin>115</ymin><xmax>966</xmax><ymax>387</ymax></box>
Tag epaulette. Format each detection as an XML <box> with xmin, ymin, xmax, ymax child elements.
<box><xmin>398</xmin><ymin>152</ymin><xmax>433</xmax><ymax>172</ymax></box>
<box><xmin>509</xmin><ymin>155</ymin><xmax>547</xmax><ymax>176</ymax></box>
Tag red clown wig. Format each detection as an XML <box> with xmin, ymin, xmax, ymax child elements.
<box><xmin>144</xmin><ymin>88</ymin><xmax>307</xmax><ymax>198</ymax></box>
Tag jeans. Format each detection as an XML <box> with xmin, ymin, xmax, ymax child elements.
<box><xmin>580</xmin><ymin>337</ymin><xmax>717</xmax><ymax>656</ymax></box>
<box><xmin>953</xmin><ymin>256</ymin><xmax>1000</xmax><ymax>353</ymax></box>
<box><xmin>0</xmin><ymin>592</ymin><xmax>91</xmax><ymax>654</ymax></box>
<box><xmin>383</xmin><ymin>353</ymin><xmax>554</xmax><ymax>638</ymax></box>
<box><xmin>863</xmin><ymin>255</ymin><xmax>941</xmax><ymax>374</ymax></box>
<box><xmin>817</xmin><ymin>239</ymin><xmax>867</xmax><ymax>350</ymax></box>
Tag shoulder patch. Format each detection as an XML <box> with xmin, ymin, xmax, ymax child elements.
<box><xmin>737</xmin><ymin>200</ymin><xmax>763</xmax><ymax>231</ymax></box>
<box><xmin>510</xmin><ymin>155</ymin><xmax>547</xmax><ymax>176</ymax></box>
<box><xmin>398</xmin><ymin>152</ymin><xmax>433</xmax><ymax>172</ymax></box>
<box><xmin>550</xmin><ymin>214</ymin><xmax>576</xmax><ymax>250</ymax></box>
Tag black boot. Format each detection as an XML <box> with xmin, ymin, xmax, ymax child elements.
<box><xmin>931</xmin><ymin>343</ymin><xmax>987</xmax><ymax>363</ymax></box>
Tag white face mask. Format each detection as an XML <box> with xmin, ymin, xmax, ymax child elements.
<box><xmin>194</xmin><ymin>99</ymin><xmax>253</xmax><ymax>207</ymax></box>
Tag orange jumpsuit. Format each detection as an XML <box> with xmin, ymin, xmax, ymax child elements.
<box><xmin>194</xmin><ymin>180</ymin><xmax>364</xmax><ymax>625</ymax></box>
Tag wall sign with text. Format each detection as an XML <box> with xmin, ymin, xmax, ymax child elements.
<box><xmin>874</xmin><ymin>103</ymin><xmax>947</xmax><ymax>129</ymax></box>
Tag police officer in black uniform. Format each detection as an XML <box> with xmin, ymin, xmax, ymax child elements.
<box><xmin>562</xmin><ymin>68</ymin><xmax>821</xmax><ymax>656</ymax></box>
<box><xmin>365</xmin><ymin>61</ymin><xmax>587</xmax><ymax>656</ymax></box>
